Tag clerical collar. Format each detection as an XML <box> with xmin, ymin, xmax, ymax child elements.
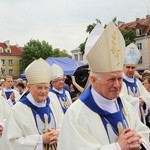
<box><xmin>4</xmin><ymin>87</ymin><xmax>13</xmax><ymax>91</ymax></box>
<box><xmin>26</xmin><ymin>93</ymin><xmax>46</xmax><ymax>107</ymax></box>
<box><xmin>123</xmin><ymin>73</ymin><xmax>134</xmax><ymax>83</ymax></box>
<box><xmin>91</xmin><ymin>87</ymin><xmax>119</xmax><ymax>113</ymax></box>
<box><xmin>52</xmin><ymin>87</ymin><xmax>63</xmax><ymax>94</ymax></box>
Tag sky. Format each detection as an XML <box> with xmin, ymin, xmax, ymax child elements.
<box><xmin>0</xmin><ymin>0</ymin><xmax>150</xmax><ymax>53</ymax></box>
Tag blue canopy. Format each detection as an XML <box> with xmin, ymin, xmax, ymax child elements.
<box><xmin>45</xmin><ymin>57</ymin><xmax>85</xmax><ymax>75</ymax></box>
<box><xmin>20</xmin><ymin>57</ymin><xmax>85</xmax><ymax>79</ymax></box>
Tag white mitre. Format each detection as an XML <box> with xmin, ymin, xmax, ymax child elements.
<box><xmin>25</xmin><ymin>58</ymin><xmax>51</xmax><ymax>84</ymax></box>
<box><xmin>124</xmin><ymin>43</ymin><xmax>141</xmax><ymax>66</ymax></box>
<box><xmin>83</xmin><ymin>23</ymin><xmax>104</xmax><ymax>63</ymax></box>
<box><xmin>86</xmin><ymin>21</ymin><xmax>125</xmax><ymax>72</ymax></box>
<box><xmin>51</xmin><ymin>64</ymin><xmax>64</xmax><ymax>81</ymax></box>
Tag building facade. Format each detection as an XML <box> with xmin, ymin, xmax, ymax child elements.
<box><xmin>0</xmin><ymin>41</ymin><xmax>23</xmax><ymax>78</ymax></box>
<box><xmin>71</xmin><ymin>47</ymin><xmax>84</xmax><ymax>63</ymax></box>
<box><xmin>119</xmin><ymin>15</ymin><xmax>150</xmax><ymax>72</ymax></box>
<box><xmin>71</xmin><ymin>15</ymin><xmax>150</xmax><ymax>72</ymax></box>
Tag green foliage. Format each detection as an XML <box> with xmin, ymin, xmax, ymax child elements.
<box><xmin>80</xmin><ymin>19</ymin><xmax>101</xmax><ymax>54</ymax></box>
<box><xmin>112</xmin><ymin>17</ymin><xmax>117</xmax><ymax>23</ymax></box>
<box><xmin>79</xmin><ymin>38</ymin><xmax>87</xmax><ymax>55</ymax></box>
<box><xmin>20</xmin><ymin>39</ymin><xmax>71</xmax><ymax>72</ymax></box>
<box><xmin>86</xmin><ymin>19</ymin><xmax>101</xmax><ymax>34</ymax></box>
<box><xmin>121</xmin><ymin>28</ymin><xmax>136</xmax><ymax>46</ymax></box>
<box><xmin>60</xmin><ymin>50</ymin><xmax>71</xmax><ymax>58</ymax></box>
<box><xmin>20</xmin><ymin>39</ymin><xmax>53</xmax><ymax>71</ymax></box>
<box><xmin>53</xmin><ymin>48</ymin><xmax>71</xmax><ymax>57</ymax></box>
<box><xmin>79</xmin><ymin>17</ymin><xmax>135</xmax><ymax>55</ymax></box>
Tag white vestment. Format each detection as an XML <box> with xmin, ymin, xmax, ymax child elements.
<box><xmin>120</xmin><ymin>78</ymin><xmax>150</xmax><ymax>107</ymax></box>
<box><xmin>120</xmin><ymin>77</ymin><xmax>150</xmax><ymax>123</ymax></box>
<box><xmin>0</xmin><ymin>95</ymin><xmax>11</xmax><ymax>123</ymax></box>
<box><xmin>49</xmin><ymin>89</ymin><xmax>72</xmax><ymax>114</ymax></box>
<box><xmin>0</xmin><ymin>88</ymin><xmax>21</xmax><ymax>107</ymax></box>
<box><xmin>1</xmin><ymin>94</ymin><xmax>64</xmax><ymax>150</ymax></box>
<box><xmin>57</xmin><ymin>97</ymin><xmax>150</xmax><ymax>150</ymax></box>
<box><xmin>0</xmin><ymin>95</ymin><xmax>11</xmax><ymax>142</ymax></box>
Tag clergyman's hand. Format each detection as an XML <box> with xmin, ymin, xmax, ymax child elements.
<box><xmin>117</xmin><ymin>128</ymin><xmax>142</xmax><ymax>150</ymax></box>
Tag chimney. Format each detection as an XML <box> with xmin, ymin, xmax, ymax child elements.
<box><xmin>15</xmin><ymin>44</ymin><xmax>19</xmax><ymax>48</ymax></box>
<box><xmin>136</xmin><ymin>18</ymin><xmax>140</xmax><ymax>21</ymax></box>
<box><xmin>118</xmin><ymin>21</ymin><xmax>125</xmax><ymax>27</ymax></box>
<box><xmin>4</xmin><ymin>40</ymin><xmax>10</xmax><ymax>47</ymax></box>
<box><xmin>146</xmin><ymin>15</ymin><xmax>150</xmax><ymax>18</ymax></box>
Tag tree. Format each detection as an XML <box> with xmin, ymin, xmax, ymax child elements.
<box><xmin>53</xmin><ymin>48</ymin><xmax>71</xmax><ymax>57</ymax></box>
<box><xmin>79</xmin><ymin>38</ymin><xmax>87</xmax><ymax>55</ymax></box>
<box><xmin>79</xmin><ymin>17</ymin><xmax>135</xmax><ymax>54</ymax></box>
<box><xmin>79</xmin><ymin>18</ymin><xmax>119</xmax><ymax>54</ymax></box>
<box><xmin>20</xmin><ymin>39</ymin><xmax>53</xmax><ymax>71</ymax></box>
<box><xmin>20</xmin><ymin>39</ymin><xmax>71</xmax><ymax>72</ymax></box>
<box><xmin>80</xmin><ymin>19</ymin><xmax>101</xmax><ymax>54</ymax></box>
<box><xmin>120</xmin><ymin>28</ymin><xmax>136</xmax><ymax>46</ymax></box>
<box><xmin>86</xmin><ymin>19</ymin><xmax>101</xmax><ymax>34</ymax></box>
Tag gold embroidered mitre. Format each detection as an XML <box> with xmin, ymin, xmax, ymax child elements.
<box><xmin>85</xmin><ymin>21</ymin><xmax>125</xmax><ymax>72</ymax></box>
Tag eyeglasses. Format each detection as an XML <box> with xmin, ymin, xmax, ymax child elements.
<box><xmin>52</xmin><ymin>78</ymin><xmax>65</xmax><ymax>82</ymax></box>
<box><xmin>35</xmin><ymin>84</ymin><xmax>50</xmax><ymax>90</ymax></box>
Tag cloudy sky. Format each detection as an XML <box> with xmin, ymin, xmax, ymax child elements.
<box><xmin>0</xmin><ymin>0</ymin><xmax>149</xmax><ymax>52</ymax></box>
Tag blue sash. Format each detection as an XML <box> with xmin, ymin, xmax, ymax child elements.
<box><xmin>5</xmin><ymin>91</ymin><xmax>13</xmax><ymax>100</ymax></box>
<box><xmin>50</xmin><ymin>88</ymin><xmax>69</xmax><ymax>113</ymax></box>
<box><xmin>79</xmin><ymin>86</ymin><xmax>128</xmax><ymax>142</ymax></box>
<box><xmin>123</xmin><ymin>78</ymin><xmax>140</xmax><ymax>97</ymax></box>
<box><xmin>20</xmin><ymin>93</ymin><xmax>55</xmax><ymax>129</ymax></box>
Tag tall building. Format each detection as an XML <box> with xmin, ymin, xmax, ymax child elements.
<box><xmin>0</xmin><ymin>41</ymin><xmax>23</xmax><ymax>78</ymax></box>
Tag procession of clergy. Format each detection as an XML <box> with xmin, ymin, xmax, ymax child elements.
<box><xmin>0</xmin><ymin>21</ymin><xmax>150</xmax><ymax>150</ymax></box>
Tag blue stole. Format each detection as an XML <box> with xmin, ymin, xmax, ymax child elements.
<box><xmin>5</xmin><ymin>91</ymin><xmax>13</xmax><ymax>100</ymax></box>
<box><xmin>79</xmin><ymin>86</ymin><xmax>128</xmax><ymax>143</ymax></box>
<box><xmin>20</xmin><ymin>93</ymin><xmax>55</xmax><ymax>130</ymax></box>
<box><xmin>123</xmin><ymin>78</ymin><xmax>140</xmax><ymax>97</ymax></box>
<box><xmin>50</xmin><ymin>88</ymin><xmax>69</xmax><ymax>113</ymax></box>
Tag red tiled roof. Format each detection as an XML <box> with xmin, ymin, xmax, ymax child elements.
<box><xmin>119</xmin><ymin>21</ymin><xmax>137</xmax><ymax>30</ymax></box>
<box><xmin>119</xmin><ymin>17</ymin><xmax>150</xmax><ymax>31</ymax></box>
<box><xmin>0</xmin><ymin>42</ymin><xmax>23</xmax><ymax>56</ymax></box>
<box><xmin>139</xmin><ymin>18</ymin><xmax>150</xmax><ymax>26</ymax></box>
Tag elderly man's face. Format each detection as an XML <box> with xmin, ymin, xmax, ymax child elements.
<box><xmin>123</xmin><ymin>64</ymin><xmax>136</xmax><ymax>78</ymax></box>
<box><xmin>91</xmin><ymin>71</ymin><xmax>123</xmax><ymax>100</ymax></box>
<box><xmin>51</xmin><ymin>77</ymin><xmax>65</xmax><ymax>90</ymax></box>
<box><xmin>27</xmin><ymin>83</ymin><xmax>50</xmax><ymax>103</ymax></box>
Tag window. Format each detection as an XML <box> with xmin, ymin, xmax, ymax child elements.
<box><xmin>1</xmin><ymin>68</ymin><xmax>6</xmax><ymax>76</ymax></box>
<box><xmin>1</xmin><ymin>59</ymin><xmax>5</xmax><ymax>66</ymax></box>
<box><xmin>79</xmin><ymin>53</ymin><xmax>83</xmax><ymax>61</ymax></box>
<box><xmin>138</xmin><ymin>56</ymin><xmax>142</xmax><ymax>64</ymax></box>
<box><xmin>74</xmin><ymin>54</ymin><xmax>78</xmax><ymax>61</ymax></box>
<box><xmin>137</xmin><ymin>43</ymin><xmax>142</xmax><ymax>50</ymax></box>
<box><xmin>136</xmin><ymin>28</ymin><xmax>142</xmax><ymax>36</ymax></box>
<box><xmin>5</xmin><ymin>47</ymin><xmax>11</xmax><ymax>53</ymax></box>
<box><xmin>0</xmin><ymin>47</ymin><xmax>3</xmax><ymax>52</ymax></box>
<box><xmin>9</xmin><ymin>59</ymin><xmax>13</xmax><ymax>66</ymax></box>
<box><xmin>9</xmin><ymin>69</ymin><xmax>14</xmax><ymax>76</ymax></box>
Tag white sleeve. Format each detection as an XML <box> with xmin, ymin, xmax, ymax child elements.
<box><xmin>35</xmin><ymin>135</ymin><xmax>43</xmax><ymax>150</ymax></box>
<box><xmin>7</xmin><ymin>99</ymin><xmax>13</xmax><ymax>107</ymax></box>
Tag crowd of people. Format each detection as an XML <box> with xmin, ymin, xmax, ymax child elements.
<box><xmin>0</xmin><ymin>21</ymin><xmax>150</xmax><ymax>150</ymax></box>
